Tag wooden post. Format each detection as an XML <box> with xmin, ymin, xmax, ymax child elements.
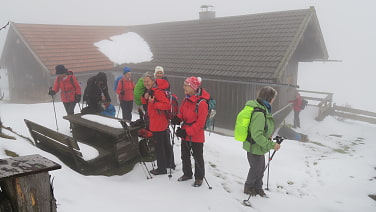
<box><xmin>0</xmin><ymin>154</ymin><xmax>61</xmax><ymax>212</ymax></box>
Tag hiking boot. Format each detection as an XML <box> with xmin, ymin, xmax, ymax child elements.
<box><xmin>244</xmin><ymin>187</ymin><xmax>257</xmax><ymax>196</ymax></box>
<box><xmin>178</xmin><ymin>175</ymin><xmax>192</xmax><ymax>181</ymax></box>
<box><xmin>256</xmin><ymin>189</ymin><xmax>267</xmax><ymax>197</ymax></box>
<box><xmin>150</xmin><ymin>169</ymin><xmax>167</xmax><ymax>175</ymax></box>
<box><xmin>193</xmin><ymin>179</ymin><xmax>203</xmax><ymax>187</ymax></box>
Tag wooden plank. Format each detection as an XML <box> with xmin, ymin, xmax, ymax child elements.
<box><xmin>334</xmin><ymin>105</ymin><xmax>376</xmax><ymax>117</ymax></box>
<box><xmin>333</xmin><ymin>111</ymin><xmax>376</xmax><ymax>124</ymax></box>
<box><xmin>64</xmin><ymin>114</ymin><xmax>125</xmax><ymax>137</ymax></box>
<box><xmin>0</xmin><ymin>154</ymin><xmax>61</xmax><ymax>181</ymax></box>
<box><xmin>24</xmin><ymin>119</ymin><xmax>80</xmax><ymax>150</ymax></box>
<box><xmin>33</xmin><ymin>132</ymin><xmax>83</xmax><ymax>158</ymax></box>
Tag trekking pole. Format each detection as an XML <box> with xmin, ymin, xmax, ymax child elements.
<box><xmin>243</xmin><ymin>136</ymin><xmax>285</xmax><ymax>207</ymax></box>
<box><xmin>116</xmin><ymin>105</ymin><xmax>121</xmax><ymax>118</ymax></box>
<box><xmin>264</xmin><ymin>136</ymin><xmax>284</xmax><ymax>190</ymax></box>
<box><xmin>168</xmin><ymin>124</ymin><xmax>176</xmax><ymax>179</ymax></box>
<box><xmin>49</xmin><ymin>88</ymin><xmax>59</xmax><ymax>132</ymax></box>
<box><xmin>119</xmin><ymin>119</ymin><xmax>152</xmax><ymax>179</ymax></box>
<box><xmin>184</xmin><ymin>141</ymin><xmax>212</xmax><ymax>189</ymax></box>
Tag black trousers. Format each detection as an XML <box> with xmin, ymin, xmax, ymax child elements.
<box><xmin>63</xmin><ymin>101</ymin><xmax>76</xmax><ymax>115</ymax></box>
<box><xmin>293</xmin><ymin>110</ymin><xmax>301</xmax><ymax>128</ymax></box>
<box><xmin>245</xmin><ymin>152</ymin><xmax>265</xmax><ymax>190</ymax></box>
<box><xmin>181</xmin><ymin>140</ymin><xmax>204</xmax><ymax>180</ymax></box>
<box><xmin>120</xmin><ymin>100</ymin><xmax>133</xmax><ymax>121</ymax></box>
<box><xmin>152</xmin><ymin>130</ymin><xmax>174</xmax><ymax>173</ymax></box>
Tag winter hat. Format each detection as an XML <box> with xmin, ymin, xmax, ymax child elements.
<box><xmin>55</xmin><ymin>65</ymin><xmax>68</xmax><ymax>75</ymax></box>
<box><xmin>154</xmin><ymin>66</ymin><xmax>164</xmax><ymax>76</ymax></box>
<box><xmin>123</xmin><ymin>67</ymin><xmax>131</xmax><ymax>74</ymax></box>
<box><xmin>185</xmin><ymin>76</ymin><xmax>202</xmax><ymax>91</ymax></box>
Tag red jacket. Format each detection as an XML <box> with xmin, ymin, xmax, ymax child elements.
<box><xmin>147</xmin><ymin>79</ymin><xmax>171</xmax><ymax>132</ymax></box>
<box><xmin>116</xmin><ymin>77</ymin><xmax>135</xmax><ymax>101</ymax></box>
<box><xmin>52</xmin><ymin>75</ymin><xmax>81</xmax><ymax>102</ymax></box>
<box><xmin>289</xmin><ymin>95</ymin><xmax>303</xmax><ymax>112</ymax></box>
<box><xmin>177</xmin><ymin>88</ymin><xmax>210</xmax><ymax>143</ymax></box>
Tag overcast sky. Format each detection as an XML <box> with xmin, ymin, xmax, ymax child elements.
<box><xmin>1</xmin><ymin>0</ymin><xmax>376</xmax><ymax>110</ymax></box>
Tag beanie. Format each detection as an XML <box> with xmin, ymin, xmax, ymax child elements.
<box><xmin>185</xmin><ymin>76</ymin><xmax>202</xmax><ymax>91</ymax></box>
<box><xmin>55</xmin><ymin>65</ymin><xmax>68</xmax><ymax>75</ymax></box>
<box><xmin>154</xmin><ymin>66</ymin><xmax>164</xmax><ymax>76</ymax></box>
<box><xmin>123</xmin><ymin>67</ymin><xmax>131</xmax><ymax>74</ymax></box>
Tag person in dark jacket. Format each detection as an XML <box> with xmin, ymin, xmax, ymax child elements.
<box><xmin>171</xmin><ymin>76</ymin><xmax>209</xmax><ymax>187</ymax></box>
<box><xmin>82</xmin><ymin>72</ymin><xmax>111</xmax><ymax>114</ymax></box>
<box><xmin>243</xmin><ymin>86</ymin><xmax>280</xmax><ymax>197</ymax></box>
<box><xmin>142</xmin><ymin>72</ymin><xmax>174</xmax><ymax>175</ymax></box>
<box><xmin>48</xmin><ymin>65</ymin><xmax>81</xmax><ymax>115</ymax></box>
<box><xmin>289</xmin><ymin>92</ymin><xmax>303</xmax><ymax>128</ymax></box>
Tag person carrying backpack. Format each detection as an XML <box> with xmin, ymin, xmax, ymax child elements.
<box><xmin>48</xmin><ymin>65</ymin><xmax>81</xmax><ymax>115</ymax></box>
<box><xmin>241</xmin><ymin>86</ymin><xmax>281</xmax><ymax>197</ymax></box>
<box><xmin>116</xmin><ymin>67</ymin><xmax>135</xmax><ymax>121</ymax></box>
<box><xmin>288</xmin><ymin>92</ymin><xmax>303</xmax><ymax>128</ymax></box>
<box><xmin>142</xmin><ymin>72</ymin><xmax>175</xmax><ymax>175</ymax></box>
<box><xmin>171</xmin><ymin>76</ymin><xmax>210</xmax><ymax>187</ymax></box>
<box><xmin>82</xmin><ymin>72</ymin><xmax>111</xmax><ymax>114</ymax></box>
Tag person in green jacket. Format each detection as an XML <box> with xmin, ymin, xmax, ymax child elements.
<box><xmin>243</xmin><ymin>86</ymin><xmax>281</xmax><ymax>197</ymax></box>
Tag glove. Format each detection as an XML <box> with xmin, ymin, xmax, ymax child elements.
<box><xmin>75</xmin><ymin>94</ymin><xmax>81</xmax><ymax>103</ymax></box>
<box><xmin>120</xmin><ymin>91</ymin><xmax>125</xmax><ymax>95</ymax></box>
<box><xmin>176</xmin><ymin>127</ymin><xmax>187</xmax><ymax>139</ymax></box>
<box><xmin>48</xmin><ymin>89</ymin><xmax>56</xmax><ymax>96</ymax></box>
<box><xmin>130</xmin><ymin>119</ymin><xmax>145</xmax><ymax>128</ymax></box>
<box><xmin>171</xmin><ymin>115</ymin><xmax>181</xmax><ymax>125</ymax></box>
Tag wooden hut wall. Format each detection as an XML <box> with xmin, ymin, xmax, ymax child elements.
<box><xmin>2</xmin><ymin>29</ymin><xmax>50</xmax><ymax>103</ymax></box>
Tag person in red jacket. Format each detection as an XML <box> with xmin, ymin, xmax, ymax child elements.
<box><xmin>116</xmin><ymin>67</ymin><xmax>135</xmax><ymax>121</ymax></box>
<box><xmin>48</xmin><ymin>65</ymin><xmax>81</xmax><ymax>115</ymax></box>
<box><xmin>142</xmin><ymin>72</ymin><xmax>174</xmax><ymax>175</ymax></box>
<box><xmin>171</xmin><ymin>76</ymin><xmax>210</xmax><ymax>187</ymax></box>
<box><xmin>289</xmin><ymin>92</ymin><xmax>303</xmax><ymax>128</ymax></box>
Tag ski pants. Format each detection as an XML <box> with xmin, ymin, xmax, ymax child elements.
<box><xmin>152</xmin><ymin>130</ymin><xmax>174</xmax><ymax>173</ymax></box>
<box><xmin>181</xmin><ymin>140</ymin><xmax>204</xmax><ymax>180</ymax></box>
<box><xmin>120</xmin><ymin>100</ymin><xmax>133</xmax><ymax>121</ymax></box>
<box><xmin>63</xmin><ymin>101</ymin><xmax>76</xmax><ymax>115</ymax></box>
<box><xmin>245</xmin><ymin>152</ymin><xmax>265</xmax><ymax>190</ymax></box>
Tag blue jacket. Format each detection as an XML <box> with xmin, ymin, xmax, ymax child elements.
<box><xmin>100</xmin><ymin>104</ymin><xmax>116</xmax><ymax>117</ymax></box>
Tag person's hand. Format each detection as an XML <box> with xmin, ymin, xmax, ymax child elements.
<box><xmin>176</xmin><ymin>127</ymin><xmax>187</xmax><ymax>138</ymax></box>
<box><xmin>171</xmin><ymin>116</ymin><xmax>181</xmax><ymax>125</ymax></box>
<box><xmin>274</xmin><ymin>143</ymin><xmax>281</xmax><ymax>151</ymax></box>
<box><xmin>75</xmin><ymin>94</ymin><xmax>81</xmax><ymax>103</ymax></box>
<box><xmin>48</xmin><ymin>88</ymin><xmax>56</xmax><ymax>96</ymax></box>
<box><xmin>120</xmin><ymin>91</ymin><xmax>125</xmax><ymax>95</ymax></box>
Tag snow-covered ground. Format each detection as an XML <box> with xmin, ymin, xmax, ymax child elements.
<box><xmin>0</xmin><ymin>102</ymin><xmax>375</xmax><ymax>212</ymax></box>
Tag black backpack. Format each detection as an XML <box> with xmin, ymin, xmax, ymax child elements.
<box><xmin>301</xmin><ymin>98</ymin><xmax>308</xmax><ymax>110</ymax></box>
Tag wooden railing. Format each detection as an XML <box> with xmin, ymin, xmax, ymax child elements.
<box><xmin>332</xmin><ymin>104</ymin><xmax>376</xmax><ymax>124</ymax></box>
<box><xmin>297</xmin><ymin>90</ymin><xmax>333</xmax><ymax>121</ymax></box>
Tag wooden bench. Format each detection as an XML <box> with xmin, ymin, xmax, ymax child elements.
<box><xmin>24</xmin><ymin>119</ymin><xmax>112</xmax><ymax>174</ymax></box>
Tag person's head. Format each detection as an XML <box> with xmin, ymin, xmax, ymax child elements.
<box><xmin>257</xmin><ymin>86</ymin><xmax>278</xmax><ymax>104</ymax></box>
<box><xmin>95</xmin><ymin>72</ymin><xmax>107</xmax><ymax>85</ymax></box>
<box><xmin>154</xmin><ymin>66</ymin><xmax>164</xmax><ymax>79</ymax></box>
<box><xmin>123</xmin><ymin>67</ymin><xmax>131</xmax><ymax>78</ymax></box>
<box><xmin>55</xmin><ymin>65</ymin><xmax>68</xmax><ymax>77</ymax></box>
<box><xmin>142</xmin><ymin>72</ymin><xmax>155</xmax><ymax>89</ymax></box>
<box><xmin>184</xmin><ymin>76</ymin><xmax>202</xmax><ymax>96</ymax></box>
<box><xmin>296</xmin><ymin>92</ymin><xmax>301</xmax><ymax>98</ymax></box>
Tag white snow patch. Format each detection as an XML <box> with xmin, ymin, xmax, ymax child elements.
<box><xmin>94</xmin><ymin>32</ymin><xmax>153</xmax><ymax>65</ymax></box>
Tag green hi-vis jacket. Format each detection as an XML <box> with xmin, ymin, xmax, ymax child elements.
<box><xmin>240</xmin><ymin>100</ymin><xmax>276</xmax><ymax>155</ymax></box>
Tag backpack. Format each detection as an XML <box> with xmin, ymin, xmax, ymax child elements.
<box><xmin>234</xmin><ymin>106</ymin><xmax>266</xmax><ymax>142</ymax></box>
<box><xmin>196</xmin><ymin>96</ymin><xmax>216</xmax><ymax>131</ymax></box>
<box><xmin>301</xmin><ymin>98</ymin><xmax>308</xmax><ymax>110</ymax></box>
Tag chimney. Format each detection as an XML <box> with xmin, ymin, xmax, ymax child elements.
<box><xmin>199</xmin><ymin>5</ymin><xmax>215</xmax><ymax>20</ymax></box>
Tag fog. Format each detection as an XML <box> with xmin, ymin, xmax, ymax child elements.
<box><xmin>1</xmin><ymin>0</ymin><xmax>375</xmax><ymax>111</ymax></box>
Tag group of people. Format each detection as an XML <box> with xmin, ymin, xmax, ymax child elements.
<box><xmin>49</xmin><ymin>64</ymin><xmax>288</xmax><ymax>193</ymax></box>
